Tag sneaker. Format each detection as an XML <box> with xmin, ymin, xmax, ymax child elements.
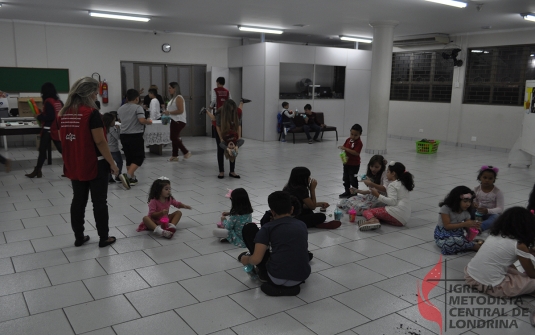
<box><xmin>314</xmin><ymin>138</ymin><xmax>321</xmax><ymax>142</ymax></box>
<box><xmin>184</xmin><ymin>152</ymin><xmax>192</xmax><ymax>159</ymax></box>
<box><xmin>115</xmin><ymin>176</ymin><xmax>122</xmax><ymax>182</ymax></box>
<box><xmin>255</xmin><ymin>266</ymin><xmax>269</xmax><ymax>283</ymax></box>
<box><xmin>240</xmin><ymin>98</ymin><xmax>252</xmax><ymax>103</ymax></box>
<box><xmin>260</xmin><ymin>282</ymin><xmax>300</xmax><ymax>296</ymax></box>
<box><xmin>358</xmin><ymin>220</ymin><xmax>381</xmax><ymax>231</ymax></box>
<box><xmin>281</xmin><ymin>138</ymin><xmax>286</xmax><ymax>142</ymax></box>
<box><xmin>284</xmin><ymin>127</ymin><xmax>288</xmax><ymax>135</ymax></box>
<box><xmin>316</xmin><ymin>220</ymin><xmax>341</xmax><ymax>229</ymax></box>
<box><xmin>339</xmin><ymin>192</ymin><xmax>351</xmax><ymax>198</ymax></box>
<box><xmin>199</xmin><ymin>107</ymin><xmax>207</xmax><ymax>115</ymax></box>
<box><xmin>219</xmin><ymin>238</ymin><xmax>229</xmax><ymax>243</ymax></box>
<box><xmin>308</xmin><ymin>140</ymin><xmax>313</xmax><ymax>144</ymax></box>
<box><xmin>161</xmin><ymin>229</ymin><xmax>174</xmax><ymax>239</ymax></box>
<box><xmin>128</xmin><ymin>177</ymin><xmax>138</xmax><ymax>186</ymax></box>
<box><xmin>119</xmin><ymin>173</ymin><xmax>131</xmax><ymax>190</ymax></box>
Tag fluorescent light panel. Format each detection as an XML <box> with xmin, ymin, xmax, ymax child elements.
<box><xmin>523</xmin><ymin>14</ymin><xmax>535</xmax><ymax>22</ymax></box>
<box><xmin>425</xmin><ymin>0</ymin><xmax>467</xmax><ymax>8</ymax></box>
<box><xmin>340</xmin><ymin>36</ymin><xmax>372</xmax><ymax>43</ymax></box>
<box><xmin>238</xmin><ymin>26</ymin><xmax>283</xmax><ymax>34</ymax></box>
<box><xmin>89</xmin><ymin>11</ymin><xmax>150</xmax><ymax>22</ymax></box>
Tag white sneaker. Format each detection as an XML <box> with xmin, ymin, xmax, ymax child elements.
<box><xmin>154</xmin><ymin>226</ymin><xmax>173</xmax><ymax>239</ymax></box>
<box><xmin>284</xmin><ymin>128</ymin><xmax>289</xmax><ymax>135</ymax></box>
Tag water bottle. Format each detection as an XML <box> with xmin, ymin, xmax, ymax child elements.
<box><xmin>475</xmin><ymin>212</ymin><xmax>483</xmax><ymax>223</ymax></box>
<box><xmin>334</xmin><ymin>207</ymin><xmax>343</xmax><ymax>221</ymax></box>
<box><xmin>244</xmin><ymin>264</ymin><xmax>258</xmax><ymax>280</ymax></box>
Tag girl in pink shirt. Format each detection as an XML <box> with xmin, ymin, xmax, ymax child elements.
<box><xmin>137</xmin><ymin>177</ymin><xmax>191</xmax><ymax>238</ymax></box>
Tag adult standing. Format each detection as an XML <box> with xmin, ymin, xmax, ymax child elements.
<box><xmin>164</xmin><ymin>82</ymin><xmax>191</xmax><ymax>161</ymax></box>
<box><xmin>25</xmin><ymin>82</ymin><xmax>63</xmax><ymax>178</ymax></box>
<box><xmin>59</xmin><ymin>77</ymin><xmax>118</xmax><ymax>247</ymax></box>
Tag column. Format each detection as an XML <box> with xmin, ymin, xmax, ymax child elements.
<box><xmin>365</xmin><ymin>20</ymin><xmax>398</xmax><ymax>155</ymax></box>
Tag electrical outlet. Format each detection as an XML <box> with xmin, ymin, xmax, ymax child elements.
<box><xmin>419</xmin><ymin>129</ymin><xmax>423</xmax><ymax>133</ymax></box>
<box><xmin>471</xmin><ymin>136</ymin><xmax>477</xmax><ymax>142</ymax></box>
<box><xmin>455</xmin><ymin>82</ymin><xmax>460</xmax><ymax>88</ymax></box>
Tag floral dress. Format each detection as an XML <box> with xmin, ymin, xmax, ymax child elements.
<box><xmin>223</xmin><ymin>213</ymin><xmax>252</xmax><ymax>247</ymax></box>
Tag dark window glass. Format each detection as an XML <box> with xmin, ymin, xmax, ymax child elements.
<box><xmin>464</xmin><ymin>44</ymin><xmax>535</xmax><ymax>105</ymax></box>
<box><xmin>390</xmin><ymin>51</ymin><xmax>453</xmax><ymax>102</ymax></box>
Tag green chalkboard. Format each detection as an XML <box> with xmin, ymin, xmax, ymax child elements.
<box><xmin>0</xmin><ymin>67</ymin><xmax>70</xmax><ymax>93</ymax></box>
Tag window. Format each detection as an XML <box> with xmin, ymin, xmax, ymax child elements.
<box><xmin>279</xmin><ymin>63</ymin><xmax>345</xmax><ymax>99</ymax></box>
<box><xmin>464</xmin><ymin>44</ymin><xmax>535</xmax><ymax>105</ymax></box>
<box><xmin>390</xmin><ymin>51</ymin><xmax>453</xmax><ymax>102</ymax></box>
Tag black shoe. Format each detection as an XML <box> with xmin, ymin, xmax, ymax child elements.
<box><xmin>99</xmin><ymin>236</ymin><xmax>116</xmax><ymax>248</ymax></box>
<box><xmin>219</xmin><ymin>238</ymin><xmax>229</xmax><ymax>243</ymax></box>
<box><xmin>74</xmin><ymin>235</ymin><xmax>90</xmax><ymax>247</ymax></box>
<box><xmin>240</xmin><ymin>98</ymin><xmax>252</xmax><ymax>103</ymax></box>
<box><xmin>229</xmin><ymin>173</ymin><xmax>240</xmax><ymax>179</ymax></box>
<box><xmin>255</xmin><ymin>266</ymin><xmax>269</xmax><ymax>283</ymax></box>
<box><xmin>129</xmin><ymin>177</ymin><xmax>138</xmax><ymax>186</ymax></box>
<box><xmin>339</xmin><ymin>192</ymin><xmax>351</xmax><ymax>198</ymax></box>
<box><xmin>260</xmin><ymin>282</ymin><xmax>301</xmax><ymax>296</ymax></box>
<box><xmin>308</xmin><ymin>140</ymin><xmax>313</xmax><ymax>144</ymax></box>
<box><xmin>308</xmin><ymin>251</ymin><xmax>314</xmax><ymax>261</ymax></box>
<box><xmin>313</xmin><ymin>138</ymin><xmax>321</xmax><ymax>142</ymax></box>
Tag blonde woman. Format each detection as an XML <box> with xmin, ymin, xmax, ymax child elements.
<box><xmin>59</xmin><ymin>77</ymin><xmax>119</xmax><ymax>248</ymax></box>
<box><xmin>164</xmin><ymin>82</ymin><xmax>191</xmax><ymax>161</ymax></box>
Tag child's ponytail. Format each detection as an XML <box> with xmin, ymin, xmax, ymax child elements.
<box><xmin>388</xmin><ymin>162</ymin><xmax>414</xmax><ymax>191</ymax></box>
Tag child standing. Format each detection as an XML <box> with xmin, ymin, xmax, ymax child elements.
<box><xmin>117</xmin><ymin>89</ymin><xmax>152</xmax><ymax>188</ymax></box>
<box><xmin>280</xmin><ymin>101</ymin><xmax>296</xmax><ymax>142</ymax></box>
<box><xmin>351</xmin><ymin>155</ymin><xmax>387</xmax><ymax>196</ymax></box>
<box><xmin>216</xmin><ymin>99</ymin><xmax>244</xmax><ymax>169</ymax></box>
<box><xmin>472</xmin><ymin>165</ymin><xmax>504</xmax><ymax>231</ymax></box>
<box><xmin>357</xmin><ymin>161</ymin><xmax>414</xmax><ymax>231</ymax></box>
<box><xmin>147</xmin><ymin>88</ymin><xmax>161</xmax><ymax>120</ymax></box>
<box><xmin>338</xmin><ymin>124</ymin><xmax>363</xmax><ymax>198</ymax></box>
<box><xmin>434</xmin><ymin>186</ymin><xmax>482</xmax><ymax>255</ymax></box>
<box><xmin>465</xmin><ymin>207</ymin><xmax>535</xmax><ymax>297</ymax></box>
<box><xmin>212</xmin><ymin>188</ymin><xmax>253</xmax><ymax>245</ymax></box>
<box><xmin>137</xmin><ymin>177</ymin><xmax>191</xmax><ymax>239</ymax></box>
<box><xmin>102</xmin><ymin>113</ymin><xmax>123</xmax><ymax>183</ymax></box>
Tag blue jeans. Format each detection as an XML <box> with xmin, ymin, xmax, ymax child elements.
<box><xmin>109</xmin><ymin>151</ymin><xmax>123</xmax><ymax>179</ymax></box>
<box><xmin>281</xmin><ymin>122</ymin><xmax>295</xmax><ymax>140</ymax></box>
<box><xmin>480</xmin><ymin>214</ymin><xmax>499</xmax><ymax>231</ymax></box>
<box><xmin>303</xmin><ymin>123</ymin><xmax>321</xmax><ymax>140</ymax></box>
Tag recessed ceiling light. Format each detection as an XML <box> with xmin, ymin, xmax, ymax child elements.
<box><xmin>238</xmin><ymin>26</ymin><xmax>283</xmax><ymax>34</ymax></box>
<box><xmin>339</xmin><ymin>36</ymin><xmax>372</xmax><ymax>43</ymax></box>
<box><xmin>471</xmin><ymin>50</ymin><xmax>483</xmax><ymax>53</ymax></box>
<box><xmin>521</xmin><ymin>13</ymin><xmax>535</xmax><ymax>22</ymax></box>
<box><xmin>89</xmin><ymin>11</ymin><xmax>150</xmax><ymax>22</ymax></box>
<box><xmin>425</xmin><ymin>0</ymin><xmax>467</xmax><ymax>8</ymax></box>
<box><xmin>531</xmin><ymin>54</ymin><xmax>535</xmax><ymax>57</ymax></box>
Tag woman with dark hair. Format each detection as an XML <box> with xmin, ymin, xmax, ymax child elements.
<box><xmin>465</xmin><ymin>207</ymin><xmax>535</xmax><ymax>298</ymax></box>
<box><xmin>283</xmin><ymin>167</ymin><xmax>341</xmax><ymax>229</ymax></box>
<box><xmin>25</xmin><ymin>82</ymin><xmax>63</xmax><ymax>178</ymax></box>
<box><xmin>215</xmin><ymin>99</ymin><xmax>244</xmax><ymax>178</ymax></box>
<box><xmin>164</xmin><ymin>82</ymin><xmax>191</xmax><ymax>161</ymax></box>
<box><xmin>60</xmin><ymin>77</ymin><xmax>119</xmax><ymax>248</ymax></box>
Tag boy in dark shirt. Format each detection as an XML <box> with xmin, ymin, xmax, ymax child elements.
<box><xmin>240</xmin><ymin>191</ymin><xmax>311</xmax><ymax>296</ymax></box>
<box><xmin>338</xmin><ymin>124</ymin><xmax>363</xmax><ymax>198</ymax></box>
<box><xmin>303</xmin><ymin>104</ymin><xmax>325</xmax><ymax>144</ymax></box>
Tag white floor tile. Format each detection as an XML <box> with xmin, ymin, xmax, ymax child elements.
<box><xmin>83</xmin><ymin>270</ymin><xmax>150</xmax><ymax>299</ymax></box>
<box><xmin>0</xmin><ymin>293</ymin><xmax>29</xmax><ymax>323</ymax></box>
<box><xmin>0</xmin><ymin>309</ymin><xmax>74</xmax><ymax>335</ymax></box>
<box><xmin>97</xmin><ymin>250</ymin><xmax>156</xmax><ymax>274</ymax></box>
<box><xmin>23</xmin><ymin>280</ymin><xmax>93</xmax><ymax>314</ymax></box>
<box><xmin>0</xmin><ymin>269</ymin><xmax>50</xmax><ymax>296</ymax></box>
<box><xmin>113</xmin><ymin>310</ymin><xmax>196</xmax><ymax>335</ymax></box>
<box><xmin>180</xmin><ymin>271</ymin><xmax>249</xmax><ymax>302</ymax></box>
<box><xmin>232</xmin><ymin>312</ymin><xmax>316</xmax><ymax>335</ymax></box>
<box><xmin>45</xmin><ymin>258</ymin><xmax>108</xmax><ymax>285</ymax></box>
<box><xmin>12</xmin><ymin>249</ymin><xmax>68</xmax><ymax>272</ymax></box>
<box><xmin>135</xmin><ymin>260</ymin><xmax>200</xmax><ymax>286</ymax></box>
<box><xmin>125</xmin><ymin>282</ymin><xmax>198</xmax><ymax>317</ymax></box>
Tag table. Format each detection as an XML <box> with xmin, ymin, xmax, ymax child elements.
<box><xmin>143</xmin><ymin>120</ymin><xmax>171</xmax><ymax>155</ymax></box>
<box><xmin>0</xmin><ymin>121</ymin><xmax>53</xmax><ymax>164</ymax></box>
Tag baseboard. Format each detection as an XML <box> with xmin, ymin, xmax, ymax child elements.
<box><xmin>387</xmin><ymin>134</ymin><xmax>510</xmax><ymax>153</ymax></box>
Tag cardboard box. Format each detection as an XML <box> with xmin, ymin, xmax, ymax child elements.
<box><xmin>18</xmin><ymin>97</ymin><xmax>43</xmax><ymax>118</ymax></box>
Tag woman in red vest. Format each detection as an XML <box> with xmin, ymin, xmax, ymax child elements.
<box><xmin>59</xmin><ymin>77</ymin><xmax>119</xmax><ymax>248</ymax></box>
<box><xmin>25</xmin><ymin>82</ymin><xmax>63</xmax><ymax>178</ymax></box>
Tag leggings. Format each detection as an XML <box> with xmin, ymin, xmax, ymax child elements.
<box><xmin>296</xmin><ymin>209</ymin><xmax>326</xmax><ymax>228</ymax></box>
<box><xmin>170</xmin><ymin>120</ymin><xmax>188</xmax><ymax>157</ymax></box>
<box><xmin>214</xmin><ymin>126</ymin><xmax>235</xmax><ymax>173</ymax></box>
<box><xmin>36</xmin><ymin>130</ymin><xmax>62</xmax><ymax>169</ymax></box>
<box><xmin>362</xmin><ymin>207</ymin><xmax>403</xmax><ymax>226</ymax></box>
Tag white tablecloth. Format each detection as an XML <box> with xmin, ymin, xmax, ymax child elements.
<box><xmin>143</xmin><ymin>120</ymin><xmax>171</xmax><ymax>146</ymax></box>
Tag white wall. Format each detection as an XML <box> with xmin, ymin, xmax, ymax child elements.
<box><xmin>229</xmin><ymin>42</ymin><xmax>373</xmax><ymax>142</ymax></box>
<box><xmin>0</xmin><ymin>20</ymin><xmax>240</xmax><ymax>145</ymax></box>
<box><xmin>389</xmin><ymin>29</ymin><xmax>535</xmax><ymax>150</ymax></box>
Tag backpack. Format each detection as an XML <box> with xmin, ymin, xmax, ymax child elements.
<box><xmin>276</xmin><ymin>112</ymin><xmax>283</xmax><ymax>133</ymax></box>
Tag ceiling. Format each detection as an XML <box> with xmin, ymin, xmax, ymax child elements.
<box><xmin>1</xmin><ymin>0</ymin><xmax>534</xmax><ymax>47</ymax></box>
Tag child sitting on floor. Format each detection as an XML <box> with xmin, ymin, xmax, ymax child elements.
<box><xmin>240</xmin><ymin>191</ymin><xmax>311</xmax><ymax>296</ymax></box>
<box><xmin>212</xmin><ymin>188</ymin><xmax>253</xmax><ymax>245</ymax></box>
<box><xmin>465</xmin><ymin>207</ymin><xmax>535</xmax><ymax>297</ymax></box>
<box><xmin>137</xmin><ymin>177</ymin><xmax>191</xmax><ymax>239</ymax></box>
<box><xmin>434</xmin><ymin>186</ymin><xmax>482</xmax><ymax>255</ymax></box>
<box><xmin>472</xmin><ymin>165</ymin><xmax>504</xmax><ymax>231</ymax></box>
<box><xmin>357</xmin><ymin>161</ymin><xmax>414</xmax><ymax>231</ymax></box>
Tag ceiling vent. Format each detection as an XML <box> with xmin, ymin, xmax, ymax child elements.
<box><xmin>393</xmin><ymin>34</ymin><xmax>450</xmax><ymax>47</ymax></box>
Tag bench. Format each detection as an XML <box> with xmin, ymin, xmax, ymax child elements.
<box><xmin>278</xmin><ymin>112</ymin><xmax>338</xmax><ymax>144</ymax></box>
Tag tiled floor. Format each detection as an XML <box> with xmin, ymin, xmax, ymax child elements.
<box><xmin>0</xmin><ymin>135</ymin><xmax>534</xmax><ymax>335</ymax></box>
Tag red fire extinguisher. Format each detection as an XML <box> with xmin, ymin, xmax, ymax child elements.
<box><xmin>101</xmin><ymin>80</ymin><xmax>108</xmax><ymax>104</ymax></box>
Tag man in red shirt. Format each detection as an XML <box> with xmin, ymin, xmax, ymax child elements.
<box><xmin>338</xmin><ymin>124</ymin><xmax>363</xmax><ymax>198</ymax></box>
